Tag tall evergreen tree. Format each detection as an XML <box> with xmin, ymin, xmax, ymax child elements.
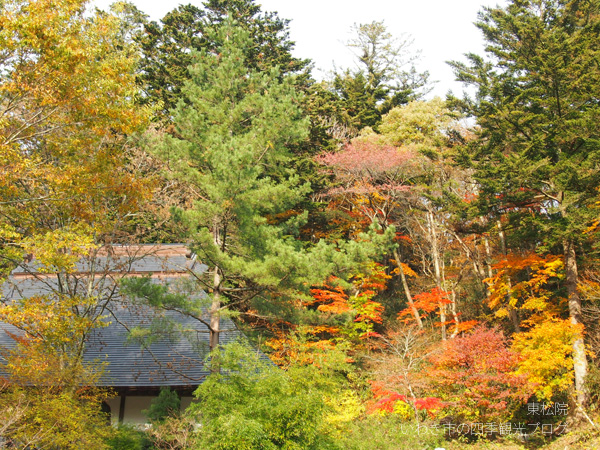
<box><xmin>137</xmin><ymin>0</ymin><xmax>309</xmax><ymax>123</ymax></box>
<box><xmin>450</xmin><ymin>0</ymin><xmax>600</xmax><ymax>409</ymax></box>
<box><xmin>136</xmin><ymin>20</ymin><xmax>392</xmax><ymax>354</ymax></box>
<box><xmin>136</xmin><ymin>0</ymin><xmax>343</xmax><ymax>241</ymax></box>
<box><xmin>136</xmin><ymin>4</ymin><xmax>206</xmax><ymax>122</ymax></box>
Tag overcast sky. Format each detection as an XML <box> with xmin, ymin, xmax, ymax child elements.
<box><xmin>94</xmin><ymin>0</ymin><xmax>507</xmax><ymax>98</ymax></box>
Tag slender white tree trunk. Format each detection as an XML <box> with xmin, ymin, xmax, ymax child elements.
<box><xmin>427</xmin><ymin>211</ymin><xmax>446</xmax><ymax>340</ymax></box>
<box><xmin>558</xmin><ymin>192</ymin><xmax>588</xmax><ymax>410</ymax></box>
<box><xmin>393</xmin><ymin>248</ymin><xmax>423</xmax><ymax>329</ymax></box>
<box><xmin>563</xmin><ymin>238</ymin><xmax>588</xmax><ymax>409</ymax></box>
<box><xmin>209</xmin><ymin>222</ymin><xmax>222</xmax><ymax>366</ymax></box>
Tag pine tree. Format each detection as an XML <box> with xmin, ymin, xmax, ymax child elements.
<box><xmin>141</xmin><ymin>20</ymin><xmax>393</xmax><ymax>354</ymax></box>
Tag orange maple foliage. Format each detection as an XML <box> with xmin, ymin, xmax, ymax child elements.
<box><xmin>368</xmin><ymin>380</ymin><xmax>443</xmax><ymax>416</ymax></box>
<box><xmin>485</xmin><ymin>253</ymin><xmax>564</xmax><ymax>319</ymax></box>
<box><xmin>310</xmin><ymin>283</ymin><xmax>353</xmax><ymax>314</ymax></box>
<box><xmin>395</xmin><ymin>232</ymin><xmax>413</xmax><ymax>244</ymax></box>
<box><xmin>453</xmin><ymin>319</ymin><xmax>479</xmax><ymax>334</ymax></box>
<box><xmin>398</xmin><ymin>287</ymin><xmax>451</xmax><ymax>320</ymax></box>
<box><xmin>390</xmin><ymin>260</ymin><xmax>418</xmax><ymax>278</ymax></box>
<box><xmin>309</xmin><ymin>264</ymin><xmax>389</xmax><ymax>340</ymax></box>
<box><xmin>413</xmin><ymin>288</ymin><xmax>452</xmax><ymax>313</ymax></box>
<box><xmin>265</xmin><ymin>330</ymin><xmax>340</xmax><ymax>369</ymax></box>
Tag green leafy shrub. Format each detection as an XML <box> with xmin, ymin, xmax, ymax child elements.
<box><xmin>340</xmin><ymin>415</ymin><xmax>445</xmax><ymax>450</ymax></box>
<box><xmin>143</xmin><ymin>387</ymin><xmax>181</xmax><ymax>423</ymax></box>
<box><xmin>187</xmin><ymin>342</ymin><xmax>345</xmax><ymax>450</ymax></box>
<box><xmin>106</xmin><ymin>425</ymin><xmax>149</xmax><ymax>450</ymax></box>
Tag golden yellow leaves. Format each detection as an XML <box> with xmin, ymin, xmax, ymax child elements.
<box><xmin>265</xmin><ymin>330</ymin><xmax>340</xmax><ymax>370</ymax></box>
<box><xmin>482</xmin><ymin>253</ymin><xmax>583</xmax><ymax>400</ymax></box>
<box><xmin>0</xmin><ymin>291</ymin><xmax>105</xmax><ymax>387</ymax></box>
<box><xmin>0</xmin><ymin>294</ymin><xmax>98</xmax><ymax>344</ymax></box>
<box><xmin>512</xmin><ymin>318</ymin><xmax>582</xmax><ymax>401</ymax></box>
<box><xmin>0</xmin><ymin>0</ymin><xmax>151</xmax><ymax>236</ymax></box>
<box><xmin>20</xmin><ymin>224</ymin><xmax>97</xmax><ymax>273</ymax></box>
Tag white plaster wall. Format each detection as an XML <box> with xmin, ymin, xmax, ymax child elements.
<box><xmin>180</xmin><ymin>396</ymin><xmax>197</xmax><ymax>410</ymax></box>
<box><xmin>105</xmin><ymin>397</ymin><xmax>121</xmax><ymax>426</ymax></box>
<box><xmin>105</xmin><ymin>394</ymin><xmax>198</xmax><ymax>425</ymax></box>
<box><xmin>123</xmin><ymin>396</ymin><xmax>155</xmax><ymax>425</ymax></box>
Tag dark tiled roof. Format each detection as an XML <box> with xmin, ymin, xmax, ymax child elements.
<box><xmin>0</xmin><ymin>246</ymin><xmax>241</xmax><ymax>388</ymax></box>
<box><xmin>85</xmin><ymin>298</ymin><xmax>241</xmax><ymax>387</ymax></box>
<box><xmin>11</xmin><ymin>244</ymin><xmax>203</xmax><ymax>276</ymax></box>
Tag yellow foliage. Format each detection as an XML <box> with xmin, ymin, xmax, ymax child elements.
<box><xmin>20</xmin><ymin>224</ymin><xmax>97</xmax><ymax>273</ymax></box>
<box><xmin>392</xmin><ymin>401</ymin><xmax>414</xmax><ymax>420</ymax></box>
<box><xmin>390</xmin><ymin>260</ymin><xmax>418</xmax><ymax>277</ymax></box>
<box><xmin>0</xmin><ymin>0</ymin><xmax>151</xmax><ymax>238</ymax></box>
<box><xmin>512</xmin><ymin>317</ymin><xmax>581</xmax><ymax>401</ymax></box>
<box><xmin>323</xmin><ymin>389</ymin><xmax>365</xmax><ymax>435</ymax></box>
<box><xmin>580</xmin><ymin>277</ymin><xmax>600</xmax><ymax>302</ymax></box>
<box><xmin>0</xmin><ymin>385</ymin><xmax>114</xmax><ymax>449</ymax></box>
<box><xmin>265</xmin><ymin>331</ymin><xmax>340</xmax><ymax>369</ymax></box>
<box><xmin>0</xmin><ymin>293</ymin><xmax>104</xmax><ymax>348</ymax></box>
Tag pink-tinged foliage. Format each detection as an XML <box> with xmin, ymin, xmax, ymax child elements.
<box><xmin>318</xmin><ymin>140</ymin><xmax>417</xmax><ymax>177</ymax></box>
<box><xmin>316</xmin><ymin>140</ymin><xmax>419</xmax><ymax>219</ymax></box>
<box><xmin>327</xmin><ymin>183</ymin><xmax>410</xmax><ymax>195</ymax></box>
<box><xmin>428</xmin><ymin>327</ymin><xmax>531</xmax><ymax>422</ymax></box>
